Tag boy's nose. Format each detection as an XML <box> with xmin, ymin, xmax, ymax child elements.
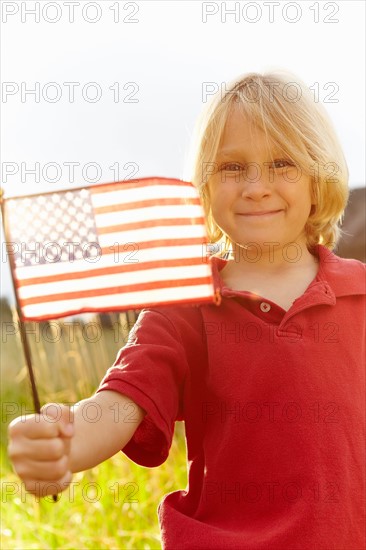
<box><xmin>240</xmin><ymin>163</ymin><xmax>272</xmax><ymax>200</ymax></box>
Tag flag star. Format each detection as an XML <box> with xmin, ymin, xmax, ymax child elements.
<box><xmin>82</xmin><ymin>204</ymin><xmax>92</xmax><ymax>213</ymax></box>
<box><xmin>17</xmin><ymin>219</ymin><xmax>26</xmax><ymax>229</ymax></box>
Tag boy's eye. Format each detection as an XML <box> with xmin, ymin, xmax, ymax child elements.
<box><xmin>268</xmin><ymin>159</ymin><xmax>294</xmax><ymax>169</ymax></box>
<box><xmin>218</xmin><ymin>163</ymin><xmax>244</xmax><ymax>172</ymax></box>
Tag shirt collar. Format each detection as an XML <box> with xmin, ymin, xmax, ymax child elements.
<box><xmin>314</xmin><ymin>244</ymin><xmax>365</xmax><ymax>297</ymax></box>
<box><xmin>209</xmin><ymin>244</ymin><xmax>365</xmax><ymax>300</ymax></box>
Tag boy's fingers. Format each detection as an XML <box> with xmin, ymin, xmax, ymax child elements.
<box><xmin>8</xmin><ymin>403</ymin><xmax>74</xmax><ymax>439</ymax></box>
<box><xmin>13</xmin><ymin>456</ymin><xmax>70</xmax><ymax>482</ymax></box>
<box><xmin>8</xmin><ymin>415</ymin><xmax>60</xmax><ymax>439</ymax></box>
<box><xmin>9</xmin><ymin>436</ymin><xmax>68</xmax><ymax>461</ymax></box>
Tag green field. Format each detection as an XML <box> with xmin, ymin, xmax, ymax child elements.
<box><xmin>1</xmin><ymin>306</ymin><xmax>188</xmax><ymax>549</ymax></box>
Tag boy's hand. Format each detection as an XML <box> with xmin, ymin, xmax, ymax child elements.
<box><xmin>8</xmin><ymin>403</ymin><xmax>74</xmax><ymax>497</ymax></box>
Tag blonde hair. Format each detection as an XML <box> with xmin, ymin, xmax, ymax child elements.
<box><xmin>187</xmin><ymin>71</ymin><xmax>349</xmax><ymax>253</ymax></box>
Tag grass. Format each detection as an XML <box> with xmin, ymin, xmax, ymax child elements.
<box><xmin>1</xmin><ymin>309</ymin><xmax>188</xmax><ymax>550</ymax></box>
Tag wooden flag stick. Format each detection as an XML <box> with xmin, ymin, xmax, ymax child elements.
<box><xmin>0</xmin><ymin>189</ymin><xmax>41</xmax><ymax>412</ymax></box>
<box><xmin>0</xmin><ymin>189</ymin><xmax>58</xmax><ymax>501</ymax></box>
<box><xmin>13</xmin><ymin>306</ymin><xmax>41</xmax><ymax>413</ymax></box>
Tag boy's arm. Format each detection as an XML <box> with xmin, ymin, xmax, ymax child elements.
<box><xmin>8</xmin><ymin>390</ymin><xmax>146</xmax><ymax>497</ymax></box>
<box><xmin>71</xmin><ymin>390</ymin><xmax>145</xmax><ymax>472</ymax></box>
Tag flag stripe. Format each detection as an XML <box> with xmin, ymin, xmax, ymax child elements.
<box><xmin>99</xmin><ymin>237</ymin><xmax>206</xmax><ymax>253</ymax></box>
<box><xmin>22</xmin><ymin>285</ymin><xmax>214</xmax><ymax>321</ymax></box>
<box><xmin>21</xmin><ymin>276</ymin><xmax>213</xmax><ymax>305</ymax></box>
<box><xmin>16</xmin><ymin>257</ymin><xmax>207</xmax><ymax>287</ymax></box>
<box><xmin>90</xmin><ymin>185</ymin><xmax>199</xmax><ymax>207</ymax></box>
<box><xmin>94</xmin><ymin>204</ymin><xmax>203</xmax><ymax>226</ymax></box>
<box><xmin>97</xmin><ymin>223</ymin><xmax>206</xmax><ymax>245</ymax></box>
<box><xmin>18</xmin><ymin>265</ymin><xmax>210</xmax><ymax>301</ymax></box>
<box><xmin>97</xmin><ymin>217</ymin><xmax>205</xmax><ymax>234</ymax></box>
<box><xmin>14</xmin><ymin>244</ymin><xmax>208</xmax><ymax>280</ymax></box>
<box><xmin>94</xmin><ymin>197</ymin><xmax>201</xmax><ymax>214</ymax></box>
<box><xmin>90</xmin><ymin>178</ymin><xmax>197</xmax><ymax>194</ymax></box>
<box><xmin>99</xmin><ymin>238</ymin><xmax>206</xmax><ymax>255</ymax></box>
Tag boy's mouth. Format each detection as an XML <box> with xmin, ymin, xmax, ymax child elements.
<box><xmin>237</xmin><ymin>209</ymin><xmax>283</xmax><ymax>217</ymax></box>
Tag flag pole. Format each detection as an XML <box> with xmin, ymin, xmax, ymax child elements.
<box><xmin>0</xmin><ymin>188</ymin><xmax>41</xmax><ymax>412</ymax></box>
<box><xmin>1</xmin><ymin>189</ymin><xmax>60</xmax><ymax>501</ymax></box>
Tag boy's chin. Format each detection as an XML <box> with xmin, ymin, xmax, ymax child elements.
<box><xmin>231</xmin><ymin>240</ymin><xmax>282</xmax><ymax>252</ymax></box>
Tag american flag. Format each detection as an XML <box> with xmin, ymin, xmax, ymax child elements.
<box><xmin>2</xmin><ymin>177</ymin><xmax>216</xmax><ymax>321</ymax></box>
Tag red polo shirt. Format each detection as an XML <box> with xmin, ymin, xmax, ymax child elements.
<box><xmin>97</xmin><ymin>245</ymin><xmax>365</xmax><ymax>549</ymax></box>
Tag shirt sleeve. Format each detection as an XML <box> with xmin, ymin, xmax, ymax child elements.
<box><xmin>96</xmin><ymin>308</ymin><xmax>189</xmax><ymax>467</ymax></box>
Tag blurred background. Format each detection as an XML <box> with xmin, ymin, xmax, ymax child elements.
<box><xmin>1</xmin><ymin>1</ymin><xmax>365</xmax><ymax>549</ymax></box>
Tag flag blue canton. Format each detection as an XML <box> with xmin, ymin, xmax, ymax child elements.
<box><xmin>6</xmin><ymin>189</ymin><xmax>99</xmax><ymax>267</ymax></box>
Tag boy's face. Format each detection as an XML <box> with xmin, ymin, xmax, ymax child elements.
<box><xmin>207</xmin><ymin>108</ymin><xmax>314</xmax><ymax>252</ymax></box>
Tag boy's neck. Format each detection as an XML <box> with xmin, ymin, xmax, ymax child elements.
<box><xmin>219</xmin><ymin>241</ymin><xmax>320</xmax><ymax>310</ymax></box>
<box><xmin>224</xmin><ymin>241</ymin><xmax>318</xmax><ymax>277</ymax></box>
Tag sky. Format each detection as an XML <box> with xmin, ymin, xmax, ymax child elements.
<box><xmin>1</xmin><ymin>0</ymin><xmax>365</xmax><ymax>302</ymax></box>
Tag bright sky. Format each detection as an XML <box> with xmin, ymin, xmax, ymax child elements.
<box><xmin>1</xmin><ymin>0</ymin><xmax>365</xmax><ymax>300</ymax></box>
